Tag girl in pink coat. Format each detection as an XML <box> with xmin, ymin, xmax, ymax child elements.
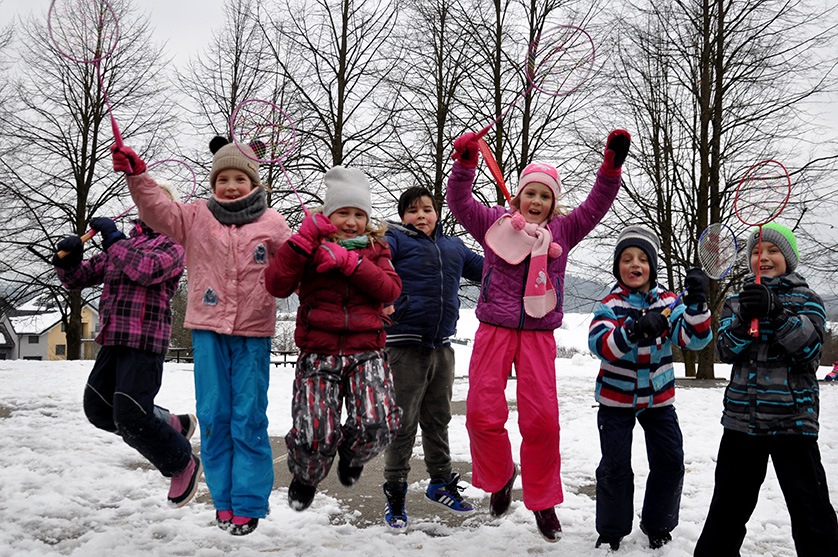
<box><xmin>446</xmin><ymin>130</ymin><xmax>629</xmax><ymax>542</ymax></box>
<box><xmin>112</xmin><ymin>137</ymin><xmax>291</xmax><ymax>536</ymax></box>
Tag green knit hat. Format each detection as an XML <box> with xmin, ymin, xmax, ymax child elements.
<box><xmin>746</xmin><ymin>222</ymin><xmax>799</xmax><ymax>272</ymax></box>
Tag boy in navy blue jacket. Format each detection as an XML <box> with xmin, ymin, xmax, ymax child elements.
<box><xmin>381</xmin><ymin>187</ymin><xmax>483</xmax><ymax>531</ymax></box>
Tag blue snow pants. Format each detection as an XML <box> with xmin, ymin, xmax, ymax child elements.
<box><xmin>595</xmin><ymin>404</ymin><xmax>684</xmax><ymax>539</ymax></box>
<box><xmin>192</xmin><ymin>330</ymin><xmax>273</xmax><ymax>518</ymax></box>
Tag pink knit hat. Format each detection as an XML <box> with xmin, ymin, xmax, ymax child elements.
<box><xmin>514</xmin><ymin>162</ymin><xmax>561</xmax><ymax>215</ymax></box>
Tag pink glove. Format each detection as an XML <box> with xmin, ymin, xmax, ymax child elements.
<box><xmin>601</xmin><ymin>129</ymin><xmax>631</xmax><ymax>177</ymax></box>
<box><xmin>294</xmin><ymin>213</ymin><xmax>338</xmax><ymax>254</ymax></box>
<box><xmin>314</xmin><ymin>242</ymin><xmax>360</xmax><ymax>275</ymax></box>
<box><xmin>110</xmin><ymin>145</ymin><xmax>147</xmax><ymax>176</ymax></box>
<box><xmin>452</xmin><ymin>132</ymin><xmax>480</xmax><ymax>169</ymax></box>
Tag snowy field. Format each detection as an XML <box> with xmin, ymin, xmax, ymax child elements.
<box><xmin>1</xmin><ymin>310</ymin><xmax>837</xmax><ymax>556</ymax></box>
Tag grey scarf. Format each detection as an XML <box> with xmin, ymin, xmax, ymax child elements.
<box><xmin>207</xmin><ymin>187</ymin><xmax>268</xmax><ymax>225</ymax></box>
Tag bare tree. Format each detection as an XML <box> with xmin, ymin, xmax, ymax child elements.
<box><xmin>0</xmin><ymin>0</ymin><xmax>175</xmax><ymax>359</ymax></box>
<box><xmin>377</xmin><ymin>0</ymin><xmax>475</xmax><ymax>221</ymax></box>
<box><xmin>258</xmin><ymin>0</ymin><xmax>401</xmax><ymax>227</ymax></box>
<box><xmin>592</xmin><ymin>0</ymin><xmax>838</xmax><ymax>377</ymax></box>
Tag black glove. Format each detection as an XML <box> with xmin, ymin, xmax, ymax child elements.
<box><xmin>682</xmin><ymin>267</ymin><xmax>707</xmax><ymax>306</ymax></box>
<box><xmin>52</xmin><ymin>235</ymin><xmax>83</xmax><ymax>269</ymax></box>
<box><xmin>738</xmin><ymin>283</ymin><xmax>783</xmax><ymax>321</ymax></box>
<box><xmin>89</xmin><ymin>217</ymin><xmax>126</xmax><ymax>251</ymax></box>
<box><xmin>632</xmin><ymin>311</ymin><xmax>670</xmax><ymax>341</ymax></box>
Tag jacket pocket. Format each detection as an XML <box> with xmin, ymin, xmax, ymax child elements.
<box><xmin>481</xmin><ymin>268</ymin><xmax>493</xmax><ymax>302</ymax></box>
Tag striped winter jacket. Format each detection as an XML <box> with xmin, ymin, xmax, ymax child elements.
<box><xmin>55</xmin><ymin>221</ymin><xmax>185</xmax><ymax>355</ymax></box>
<box><xmin>588</xmin><ymin>282</ymin><xmax>713</xmax><ymax>409</ymax></box>
<box><xmin>717</xmin><ymin>272</ymin><xmax>825</xmax><ymax>436</ymax></box>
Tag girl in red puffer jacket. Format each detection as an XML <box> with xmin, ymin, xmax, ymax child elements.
<box><xmin>265</xmin><ymin>165</ymin><xmax>402</xmax><ymax>513</ymax></box>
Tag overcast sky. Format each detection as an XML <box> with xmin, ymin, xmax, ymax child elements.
<box><xmin>1</xmin><ymin>0</ymin><xmax>226</xmax><ymax>66</ymax></box>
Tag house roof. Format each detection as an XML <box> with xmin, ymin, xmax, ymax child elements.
<box><xmin>9</xmin><ymin>311</ymin><xmax>63</xmax><ymax>336</ymax></box>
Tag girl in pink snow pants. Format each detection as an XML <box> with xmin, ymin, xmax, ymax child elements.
<box><xmin>446</xmin><ymin>129</ymin><xmax>630</xmax><ymax>542</ymax></box>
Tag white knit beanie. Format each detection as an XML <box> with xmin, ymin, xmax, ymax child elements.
<box><xmin>322</xmin><ymin>166</ymin><xmax>372</xmax><ymax>217</ymax></box>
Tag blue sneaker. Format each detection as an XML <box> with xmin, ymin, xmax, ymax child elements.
<box><xmin>426</xmin><ymin>472</ymin><xmax>474</xmax><ymax>513</ymax></box>
<box><xmin>383</xmin><ymin>482</ymin><xmax>408</xmax><ymax>531</ymax></box>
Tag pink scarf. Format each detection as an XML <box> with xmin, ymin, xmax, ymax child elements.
<box><xmin>485</xmin><ymin>213</ymin><xmax>561</xmax><ymax>318</ymax></box>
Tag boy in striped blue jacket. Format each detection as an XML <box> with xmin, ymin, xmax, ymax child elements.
<box><xmin>588</xmin><ymin>225</ymin><xmax>712</xmax><ymax>551</ymax></box>
<box><xmin>695</xmin><ymin>222</ymin><xmax>838</xmax><ymax>556</ymax></box>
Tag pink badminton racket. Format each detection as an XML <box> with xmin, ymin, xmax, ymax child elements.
<box><xmin>48</xmin><ymin>0</ymin><xmax>131</xmax><ymax>172</ymax></box>
<box><xmin>57</xmin><ymin>158</ymin><xmax>197</xmax><ymax>258</ymax></box>
<box><xmin>734</xmin><ymin>160</ymin><xmax>791</xmax><ymax>337</ymax></box>
<box><xmin>229</xmin><ymin>99</ymin><xmax>308</xmax><ymax>214</ymax></box>
<box><xmin>476</xmin><ymin>24</ymin><xmax>595</xmax><ymax>140</ymax></box>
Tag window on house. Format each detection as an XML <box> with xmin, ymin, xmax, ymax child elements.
<box><xmin>61</xmin><ymin>323</ymin><xmax>66</xmax><ymax>332</ymax></box>
<box><xmin>56</xmin><ymin>345</ymin><xmax>66</xmax><ymax>356</ymax></box>
<box><xmin>28</xmin><ymin>336</ymin><xmax>39</xmax><ymax>344</ymax></box>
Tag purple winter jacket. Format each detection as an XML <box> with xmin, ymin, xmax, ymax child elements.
<box><xmin>56</xmin><ymin>221</ymin><xmax>185</xmax><ymax>354</ymax></box>
<box><xmin>446</xmin><ymin>162</ymin><xmax>621</xmax><ymax>330</ymax></box>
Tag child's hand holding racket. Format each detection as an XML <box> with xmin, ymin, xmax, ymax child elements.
<box><xmin>601</xmin><ymin>129</ymin><xmax>631</xmax><ymax>177</ymax></box>
<box><xmin>110</xmin><ymin>145</ymin><xmax>147</xmax><ymax>176</ymax></box>
<box><xmin>89</xmin><ymin>217</ymin><xmax>126</xmax><ymax>251</ymax></box>
<box><xmin>452</xmin><ymin>133</ymin><xmax>480</xmax><ymax>169</ymax></box>
<box><xmin>293</xmin><ymin>213</ymin><xmax>338</xmax><ymax>255</ymax></box>
<box><xmin>738</xmin><ymin>283</ymin><xmax>784</xmax><ymax>322</ymax></box>
<box><xmin>52</xmin><ymin>236</ymin><xmax>83</xmax><ymax>269</ymax></box>
<box><xmin>682</xmin><ymin>268</ymin><xmax>708</xmax><ymax>306</ymax></box>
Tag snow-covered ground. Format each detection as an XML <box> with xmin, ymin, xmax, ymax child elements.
<box><xmin>2</xmin><ymin>310</ymin><xmax>837</xmax><ymax>556</ymax></box>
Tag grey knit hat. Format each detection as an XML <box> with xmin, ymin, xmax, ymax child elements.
<box><xmin>209</xmin><ymin>136</ymin><xmax>261</xmax><ymax>188</ymax></box>
<box><xmin>613</xmin><ymin>225</ymin><xmax>660</xmax><ymax>284</ymax></box>
<box><xmin>322</xmin><ymin>166</ymin><xmax>372</xmax><ymax>217</ymax></box>
<box><xmin>746</xmin><ymin>222</ymin><xmax>799</xmax><ymax>272</ymax></box>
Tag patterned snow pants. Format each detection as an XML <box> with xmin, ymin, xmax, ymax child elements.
<box><xmin>286</xmin><ymin>350</ymin><xmax>402</xmax><ymax>486</ymax></box>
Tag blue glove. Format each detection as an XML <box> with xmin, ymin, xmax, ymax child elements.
<box><xmin>52</xmin><ymin>235</ymin><xmax>83</xmax><ymax>269</ymax></box>
<box><xmin>89</xmin><ymin>217</ymin><xmax>126</xmax><ymax>251</ymax></box>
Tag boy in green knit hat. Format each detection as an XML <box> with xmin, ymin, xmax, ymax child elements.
<box><xmin>695</xmin><ymin>222</ymin><xmax>838</xmax><ymax>556</ymax></box>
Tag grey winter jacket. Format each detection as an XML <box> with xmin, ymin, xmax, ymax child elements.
<box><xmin>717</xmin><ymin>272</ymin><xmax>825</xmax><ymax>436</ymax></box>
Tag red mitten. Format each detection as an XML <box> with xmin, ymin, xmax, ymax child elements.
<box><xmin>548</xmin><ymin>242</ymin><xmax>563</xmax><ymax>258</ymax></box>
<box><xmin>315</xmin><ymin>242</ymin><xmax>360</xmax><ymax>275</ymax></box>
<box><xmin>601</xmin><ymin>129</ymin><xmax>631</xmax><ymax>177</ymax></box>
<box><xmin>452</xmin><ymin>132</ymin><xmax>480</xmax><ymax>168</ymax></box>
<box><xmin>293</xmin><ymin>213</ymin><xmax>337</xmax><ymax>254</ymax></box>
<box><xmin>511</xmin><ymin>213</ymin><xmax>526</xmax><ymax>230</ymax></box>
<box><xmin>110</xmin><ymin>145</ymin><xmax>147</xmax><ymax>176</ymax></box>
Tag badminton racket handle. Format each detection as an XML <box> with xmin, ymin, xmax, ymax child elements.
<box><xmin>109</xmin><ymin>117</ymin><xmax>133</xmax><ymax>173</ymax></box>
<box><xmin>57</xmin><ymin>230</ymin><xmax>95</xmax><ymax>259</ymax></box>
<box><xmin>749</xmin><ymin>273</ymin><xmax>761</xmax><ymax>337</ymax></box>
<box><xmin>477</xmin><ymin>138</ymin><xmax>512</xmax><ymax>205</ymax></box>
<box><xmin>661</xmin><ymin>289</ymin><xmax>685</xmax><ymax>318</ymax></box>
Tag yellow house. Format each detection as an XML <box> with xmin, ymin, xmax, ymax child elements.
<box><xmin>7</xmin><ymin>303</ymin><xmax>99</xmax><ymax>361</ymax></box>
